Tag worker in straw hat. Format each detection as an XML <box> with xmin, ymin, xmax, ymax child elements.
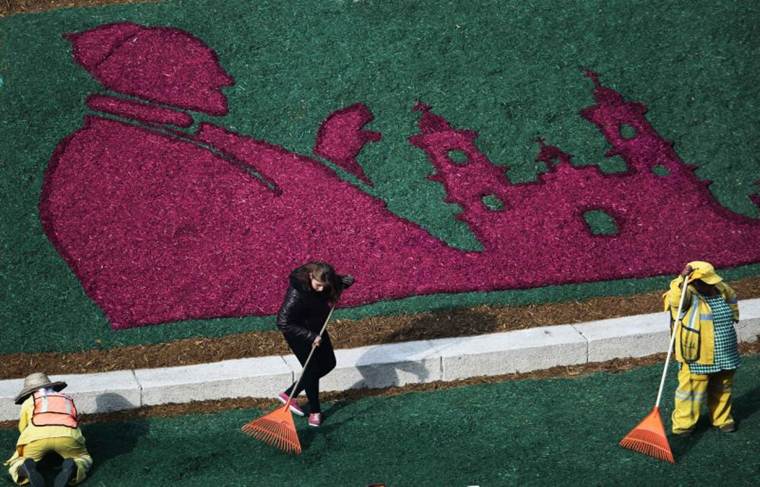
<box><xmin>4</xmin><ymin>373</ymin><xmax>92</xmax><ymax>486</ymax></box>
<box><xmin>663</xmin><ymin>261</ymin><xmax>740</xmax><ymax>435</ymax></box>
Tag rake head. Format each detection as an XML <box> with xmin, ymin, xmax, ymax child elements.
<box><xmin>242</xmin><ymin>405</ymin><xmax>302</xmax><ymax>455</ymax></box>
<box><xmin>619</xmin><ymin>406</ymin><xmax>674</xmax><ymax>463</ymax></box>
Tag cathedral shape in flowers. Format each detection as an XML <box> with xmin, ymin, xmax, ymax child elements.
<box><xmin>40</xmin><ymin>22</ymin><xmax>760</xmax><ymax>329</ymax></box>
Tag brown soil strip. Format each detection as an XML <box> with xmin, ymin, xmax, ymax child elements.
<box><xmin>2</xmin><ymin>276</ymin><xmax>760</xmax><ymax>379</ymax></box>
<box><xmin>2</xmin><ymin>342</ymin><xmax>759</xmax><ymax>429</ymax></box>
<box><xmin>1</xmin><ymin>0</ymin><xmax>157</xmax><ymax>17</ymax></box>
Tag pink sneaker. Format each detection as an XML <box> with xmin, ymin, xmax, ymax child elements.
<box><xmin>276</xmin><ymin>392</ymin><xmax>304</xmax><ymax>416</ymax></box>
<box><xmin>308</xmin><ymin>413</ymin><xmax>322</xmax><ymax>427</ymax></box>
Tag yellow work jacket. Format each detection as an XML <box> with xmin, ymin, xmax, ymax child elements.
<box><xmin>11</xmin><ymin>395</ymin><xmax>85</xmax><ymax>448</ymax></box>
<box><xmin>663</xmin><ymin>276</ymin><xmax>739</xmax><ymax>365</ymax></box>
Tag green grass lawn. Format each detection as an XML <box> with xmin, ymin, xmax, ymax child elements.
<box><xmin>1</xmin><ymin>0</ymin><xmax>759</xmax><ymax>355</ymax></box>
<box><xmin>3</xmin><ymin>356</ymin><xmax>758</xmax><ymax>486</ymax></box>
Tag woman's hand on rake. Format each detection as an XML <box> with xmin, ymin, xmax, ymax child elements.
<box><xmin>312</xmin><ymin>336</ymin><xmax>322</xmax><ymax>347</ymax></box>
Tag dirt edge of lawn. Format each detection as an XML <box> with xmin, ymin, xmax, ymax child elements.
<box><xmin>2</xmin><ymin>276</ymin><xmax>759</xmax><ymax>379</ymax></box>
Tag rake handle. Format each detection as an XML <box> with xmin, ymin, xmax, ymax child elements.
<box><xmin>654</xmin><ymin>274</ymin><xmax>690</xmax><ymax>408</ymax></box>
<box><xmin>284</xmin><ymin>303</ymin><xmax>337</xmax><ymax>408</ymax></box>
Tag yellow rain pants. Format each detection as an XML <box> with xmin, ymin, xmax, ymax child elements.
<box><xmin>6</xmin><ymin>437</ymin><xmax>92</xmax><ymax>485</ymax></box>
<box><xmin>672</xmin><ymin>364</ymin><xmax>735</xmax><ymax>433</ymax></box>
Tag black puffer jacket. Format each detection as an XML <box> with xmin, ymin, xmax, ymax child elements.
<box><xmin>276</xmin><ymin>269</ymin><xmax>352</xmax><ymax>345</ymax></box>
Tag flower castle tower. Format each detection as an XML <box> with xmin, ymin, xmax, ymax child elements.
<box><xmin>409</xmin><ymin>70</ymin><xmax>760</xmax><ymax>281</ymax></box>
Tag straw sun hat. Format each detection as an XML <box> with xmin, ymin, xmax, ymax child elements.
<box><xmin>14</xmin><ymin>372</ymin><xmax>67</xmax><ymax>405</ymax></box>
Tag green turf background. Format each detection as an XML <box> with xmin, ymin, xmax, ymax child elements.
<box><xmin>2</xmin><ymin>356</ymin><xmax>758</xmax><ymax>485</ymax></box>
<box><xmin>1</xmin><ymin>0</ymin><xmax>759</xmax><ymax>355</ymax></box>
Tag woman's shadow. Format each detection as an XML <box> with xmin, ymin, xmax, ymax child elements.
<box><xmin>301</xmin><ymin>309</ymin><xmax>497</xmax><ymax>448</ymax></box>
<box><xmin>347</xmin><ymin>307</ymin><xmax>499</xmax><ymax>390</ymax></box>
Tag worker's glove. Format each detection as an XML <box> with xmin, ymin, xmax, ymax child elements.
<box><xmin>340</xmin><ymin>275</ymin><xmax>355</xmax><ymax>289</ymax></box>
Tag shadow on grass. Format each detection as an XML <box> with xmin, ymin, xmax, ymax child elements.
<box><xmin>81</xmin><ymin>394</ymin><xmax>150</xmax><ymax>474</ymax></box>
<box><xmin>670</xmin><ymin>383</ymin><xmax>760</xmax><ymax>459</ymax></box>
<box><xmin>298</xmin><ymin>399</ymin><xmax>373</xmax><ymax>450</ymax></box>
<box><xmin>299</xmin><ymin>311</ymin><xmax>496</xmax><ymax>452</ymax></box>
<box><xmin>733</xmin><ymin>384</ymin><xmax>760</xmax><ymax>424</ymax></box>
<box><xmin>669</xmin><ymin>422</ymin><xmax>709</xmax><ymax>459</ymax></box>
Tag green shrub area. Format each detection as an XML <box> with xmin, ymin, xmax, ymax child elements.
<box><xmin>1</xmin><ymin>0</ymin><xmax>759</xmax><ymax>354</ymax></box>
<box><xmin>2</xmin><ymin>357</ymin><xmax>758</xmax><ymax>485</ymax></box>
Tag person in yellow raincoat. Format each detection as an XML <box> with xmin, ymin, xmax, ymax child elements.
<box><xmin>663</xmin><ymin>261</ymin><xmax>740</xmax><ymax>435</ymax></box>
<box><xmin>4</xmin><ymin>373</ymin><xmax>92</xmax><ymax>486</ymax></box>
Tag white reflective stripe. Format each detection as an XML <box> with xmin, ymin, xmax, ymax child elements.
<box><xmin>675</xmin><ymin>389</ymin><xmax>706</xmax><ymax>402</ymax></box>
<box><xmin>65</xmin><ymin>399</ymin><xmax>73</xmax><ymax>416</ymax></box>
<box><xmin>683</xmin><ymin>300</ymin><xmax>699</xmax><ymax>330</ymax></box>
<box><xmin>690</xmin><ymin>299</ymin><xmax>699</xmax><ymax>321</ymax></box>
<box><xmin>39</xmin><ymin>395</ymin><xmax>49</xmax><ymax>413</ymax></box>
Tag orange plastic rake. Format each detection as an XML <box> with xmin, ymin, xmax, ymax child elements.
<box><xmin>619</xmin><ymin>275</ymin><xmax>691</xmax><ymax>463</ymax></box>
<box><xmin>241</xmin><ymin>404</ymin><xmax>302</xmax><ymax>454</ymax></box>
<box><xmin>619</xmin><ymin>406</ymin><xmax>673</xmax><ymax>463</ymax></box>
<box><xmin>242</xmin><ymin>305</ymin><xmax>336</xmax><ymax>454</ymax></box>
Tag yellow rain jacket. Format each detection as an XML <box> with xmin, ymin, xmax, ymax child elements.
<box><xmin>4</xmin><ymin>395</ymin><xmax>86</xmax><ymax>467</ymax></box>
<box><xmin>4</xmin><ymin>393</ymin><xmax>92</xmax><ymax>485</ymax></box>
<box><xmin>663</xmin><ymin>276</ymin><xmax>739</xmax><ymax>365</ymax></box>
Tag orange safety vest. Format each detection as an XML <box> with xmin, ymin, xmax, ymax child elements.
<box><xmin>31</xmin><ymin>391</ymin><xmax>78</xmax><ymax>428</ymax></box>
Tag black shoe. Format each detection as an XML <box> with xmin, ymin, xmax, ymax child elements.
<box><xmin>54</xmin><ymin>458</ymin><xmax>76</xmax><ymax>487</ymax></box>
<box><xmin>718</xmin><ymin>422</ymin><xmax>736</xmax><ymax>433</ymax></box>
<box><xmin>21</xmin><ymin>459</ymin><xmax>45</xmax><ymax>487</ymax></box>
<box><xmin>672</xmin><ymin>427</ymin><xmax>695</xmax><ymax>436</ymax></box>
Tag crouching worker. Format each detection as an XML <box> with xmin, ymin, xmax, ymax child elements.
<box><xmin>4</xmin><ymin>373</ymin><xmax>92</xmax><ymax>486</ymax></box>
<box><xmin>664</xmin><ymin>261</ymin><xmax>740</xmax><ymax>435</ymax></box>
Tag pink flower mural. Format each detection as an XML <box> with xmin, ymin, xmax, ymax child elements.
<box><xmin>39</xmin><ymin>22</ymin><xmax>760</xmax><ymax>329</ymax></box>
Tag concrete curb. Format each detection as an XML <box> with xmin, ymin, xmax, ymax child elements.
<box><xmin>2</xmin><ymin>298</ymin><xmax>759</xmax><ymax>421</ymax></box>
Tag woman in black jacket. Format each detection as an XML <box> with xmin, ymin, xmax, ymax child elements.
<box><xmin>276</xmin><ymin>261</ymin><xmax>353</xmax><ymax>427</ymax></box>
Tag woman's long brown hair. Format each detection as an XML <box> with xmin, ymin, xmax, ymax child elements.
<box><xmin>293</xmin><ymin>261</ymin><xmax>341</xmax><ymax>301</ymax></box>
